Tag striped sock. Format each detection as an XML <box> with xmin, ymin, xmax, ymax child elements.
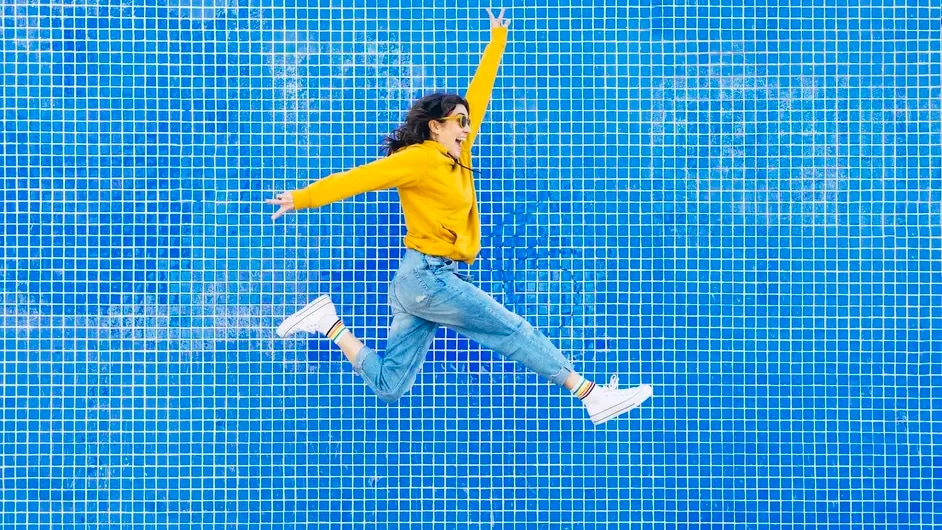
<box><xmin>571</xmin><ymin>377</ymin><xmax>596</xmax><ymax>400</ymax></box>
<box><xmin>325</xmin><ymin>319</ymin><xmax>350</xmax><ymax>343</ymax></box>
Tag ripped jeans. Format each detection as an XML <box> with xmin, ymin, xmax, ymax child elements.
<box><xmin>352</xmin><ymin>249</ymin><xmax>575</xmax><ymax>402</ymax></box>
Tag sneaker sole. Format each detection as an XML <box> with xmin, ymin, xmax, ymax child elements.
<box><xmin>590</xmin><ymin>385</ymin><xmax>654</xmax><ymax>425</ymax></box>
<box><xmin>275</xmin><ymin>295</ymin><xmax>331</xmax><ymax>338</ymax></box>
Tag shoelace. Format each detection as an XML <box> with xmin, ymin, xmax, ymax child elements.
<box><xmin>602</xmin><ymin>374</ymin><xmax>620</xmax><ymax>390</ymax></box>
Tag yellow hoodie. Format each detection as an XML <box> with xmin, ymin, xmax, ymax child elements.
<box><xmin>290</xmin><ymin>26</ymin><xmax>508</xmax><ymax>265</ymax></box>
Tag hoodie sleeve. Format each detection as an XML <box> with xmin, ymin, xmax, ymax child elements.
<box><xmin>463</xmin><ymin>26</ymin><xmax>508</xmax><ymax>148</ymax></box>
<box><xmin>291</xmin><ymin>146</ymin><xmax>429</xmax><ymax>210</ymax></box>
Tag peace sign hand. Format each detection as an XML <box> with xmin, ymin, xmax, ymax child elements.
<box><xmin>485</xmin><ymin>8</ymin><xmax>511</xmax><ymax>29</ymax></box>
<box><xmin>265</xmin><ymin>191</ymin><xmax>295</xmax><ymax>220</ymax></box>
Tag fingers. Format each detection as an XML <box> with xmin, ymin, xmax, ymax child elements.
<box><xmin>270</xmin><ymin>205</ymin><xmax>290</xmax><ymax>220</ymax></box>
<box><xmin>485</xmin><ymin>8</ymin><xmax>510</xmax><ymax>28</ymax></box>
<box><xmin>265</xmin><ymin>193</ymin><xmax>293</xmax><ymax>205</ymax></box>
<box><xmin>486</xmin><ymin>7</ymin><xmax>507</xmax><ymax>21</ymax></box>
<box><xmin>266</xmin><ymin>193</ymin><xmax>293</xmax><ymax>220</ymax></box>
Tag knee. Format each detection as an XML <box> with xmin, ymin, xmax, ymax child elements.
<box><xmin>374</xmin><ymin>389</ymin><xmax>404</xmax><ymax>403</ymax></box>
<box><xmin>372</xmin><ymin>380</ymin><xmax>408</xmax><ymax>403</ymax></box>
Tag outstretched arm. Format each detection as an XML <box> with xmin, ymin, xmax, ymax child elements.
<box><xmin>463</xmin><ymin>8</ymin><xmax>511</xmax><ymax>149</ymax></box>
<box><xmin>266</xmin><ymin>146</ymin><xmax>429</xmax><ymax>219</ymax></box>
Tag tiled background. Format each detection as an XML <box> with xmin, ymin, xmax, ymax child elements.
<box><xmin>2</xmin><ymin>0</ymin><xmax>940</xmax><ymax>528</ymax></box>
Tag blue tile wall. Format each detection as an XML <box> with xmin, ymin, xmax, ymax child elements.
<box><xmin>2</xmin><ymin>0</ymin><xmax>940</xmax><ymax>528</ymax></box>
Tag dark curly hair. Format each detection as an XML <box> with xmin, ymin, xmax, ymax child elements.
<box><xmin>382</xmin><ymin>92</ymin><xmax>471</xmax><ymax>156</ymax></box>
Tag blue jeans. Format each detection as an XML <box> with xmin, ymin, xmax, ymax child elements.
<box><xmin>352</xmin><ymin>249</ymin><xmax>575</xmax><ymax>402</ymax></box>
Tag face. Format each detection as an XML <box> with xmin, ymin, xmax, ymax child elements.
<box><xmin>429</xmin><ymin>105</ymin><xmax>471</xmax><ymax>159</ymax></box>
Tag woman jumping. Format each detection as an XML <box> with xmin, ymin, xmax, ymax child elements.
<box><xmin>265</xmin><ymin>8</ymin><xmax>652</xmax><ymax>425</ymax></box>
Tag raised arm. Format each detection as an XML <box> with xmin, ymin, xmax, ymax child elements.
<box><xmin>463</xmin><ymin>8</ymin><xmax>510</xmax><ymax>149</ymax></box>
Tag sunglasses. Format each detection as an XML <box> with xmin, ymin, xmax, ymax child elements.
<box><xmin>439</xmin><ymin>114</ymin><xmax>471</xmax><ymax>128</ymax></box>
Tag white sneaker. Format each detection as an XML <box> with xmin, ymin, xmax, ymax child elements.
<box><xmin>275</xmin><ymin>295</ymin><xmax>340</xmax><ymax>338</ymax></box>
<box><xmin>581</xmin><ymin>375</ymin><xmax>653</xmax><ymax>425</ymax></box>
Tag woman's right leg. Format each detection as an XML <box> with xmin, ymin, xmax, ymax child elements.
<box><xmin>329</xmin><ymin>250</ymin><xmax>441</xmax><ymax>402</ymax></box>
<box><xmin>277</xmin><ymin>250</ymin><xmax>440</xmax><ymax>402</ymax></box>
<box><xmin>347</xmin><ymin>311</ymin><xmax>438</xmax><ymax>403</ymax></box>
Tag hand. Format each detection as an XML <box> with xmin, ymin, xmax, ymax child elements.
<box><xmin>265</xmin><ymin>191</ymin><xmax>295</xmax><ymax>220</ymax></box>
<box><xmin>486</xmin><ymin>7</ymin><xmax>511</xmax><ymax>28</ymax></box>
